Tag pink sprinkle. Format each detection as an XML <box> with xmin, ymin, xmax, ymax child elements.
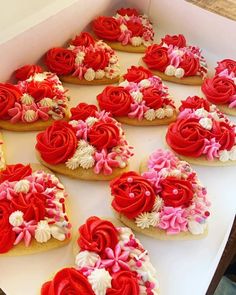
<box><xmin>173</xmin><ymin>189</ymin><xmax>178</xmax><ymax>195</ymax></box>
<box><xmin>145</xmin><ymin>191</ymin><xmax>151</xmax><ymax>196</ymax></box>
<box><xmin>127</xmin><ymin>177</ymin><xmax>133</xmax><ymax>183</ymax></box>
<box><xmin>129</xmin><ymin>193</ymin><xmax>135</xmax><ymax>198</ymax></box>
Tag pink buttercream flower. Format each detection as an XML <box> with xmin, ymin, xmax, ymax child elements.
<box><xmin>142</xmin><ymin>170</ymin><xmax>162</xmax><ymax>194</ymax></box>
<box><xmin>72</xmin><ymin>65</ymin><xmax>86</xmax><ymax>79</ymax></box>
<box><xmin>124</xmin><ymin>81</ymin><xmax>139</xmax><ymax>93</ymax></box>
<box><xmin>147</xmin><ymin>149</ymin><xmax>178</xmax><ymax>172</ymax></box>
<box><xmin>13</xmin><ymin>220</ymin><xmax>37</xmax><ymax>247</ymax></box>
<box><xmin>75</xmin><ymin>121</ymin><xmax>89</xmax><ymax>140</ymax></box>
<box><xmin>128</xmin><ymin>101</ymin><xmax>149</xmax><ymax>120</ymax></box>
<box><xmin>94</xmin><ymin>149</ymin><xmax>119</xmax><ymax>175</ymax></box>
<box><xmin>101</xmin><ymin>244</ymin><xmax>130</xmax><ymax>273</ymax></box>
<box><xmin>148</xmin><ymin>76</ymin><xmax>163</xmax><ymax>88</ymax></box>
<box><xmin>202</xmin><ymin>138</ymin><xmax>220</xmax><ymax>160</ymax></box>
<box><xmin>0</xmin><ymin>183</ymin><xmax>17</xmax><ymax>200</ymax></box>
<box><xmin>178</xmin><ymin>108</ymin><xmax>194</xmax><ymax>119</ymax></box>
<box><xmin>159</xmin><ymin>207</ymin><xmax>188</xmax><ymax>234</ymax></box>
<box><xmin>229</xmin><ymin>94</ymin><xmax>236</xmax><ymax>108</ymax></box>
<box><xmin>218</xmin><ymin>69</ymin><xmax>235</xmax><ymax>80</ymax></box>
<box><xmin>118</xmin><ymin>30</ymin><xmax>132</xmax><ymax>45</ymax></box>
<box><xmin>78</xmin><ymin>259</ymin><xmax>103</xmax><ymax>277</ymax></box>
<box><xmin>168</xmin><ymin>46</ymin><xmax>182</xmax><ymax>68</ymax></box>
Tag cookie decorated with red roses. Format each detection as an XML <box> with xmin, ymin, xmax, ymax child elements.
<box><xmin>92</xmin><ymin>8</ymin><xmax>154</xmax><ymax>53</ymax></box>
<box><xmin>0</xmin><ymin>65</ymin><xmax>69</xmax><ymax>131</ymax></box>
<box><xmin>202</xmin><ymin>59</ymin><xmax>236</xmax><ymax>115</ymax></box>
<box><xmin>141</xmin><ymin>34</ymin><xmax>208</xmax><ymax>85</ymax></box>
<box><xmin>166</xmin><ymin>96</ymin><xmax>236</xmax><ymax>165</ymax></box>
<box><xmin>36</xmin><ymin>104</ymin><xmax>133</xmax><ymax>180</ymax></box>
<box><xmin>0</xmin><ymin>163</ymin><xmax>71</xmax><ymax>255</ymax></box>
<box><xmin>110</xmin><ymin>149</ymin><xmax>210</xmax><ymax>239</ymax></box>
<box><xmin>41</xmin><ymin>216</ymin><xmax>159</xmax><ymax>295</ymax></box>
<box><xmin>45</xmin><ymin>32</ymin><xmax>120</xmax><ymax>85</ymax></box>
<box><xmin>97</xmin><ymin>66</ymin><xmax>177</xmax><ymax>126</ymax></box>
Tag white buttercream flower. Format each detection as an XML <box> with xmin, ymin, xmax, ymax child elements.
<box><xmin>40</xmin><ymin>97</ymin><xmax>54</xmax><ymax>107</ymax></box>
<box><xmin>135</xmin><ymin>212</ymin><xmax>159</xmax><ymax>229</ymax></box>
<box><xmin>131</xmin><ymin>37</ymin><xmax>142</xmax><ymax>47</ymax></box>
<box><xmin>35</xmin><ymin>220</ymin><xmax>51</xmax><ymax>243</ymax></box>
<box><xmin>120</xmin><ymin>24</ymin><xmax>128</xmax><ymax>32</ymax></box>
<box><xmin>75</xmin><ymin>51</ymin><xmax>85</xmax><ymax>65</ymax></box>
<box><xmin>66</xmin><ymin>157</ymin><xmax>80</xmax><ymax>170</ymax></box>
<box><xmin>21</xmin><ymin>93</ymin><xmax>34</xmax><ymax>105</ymax></box>
<box><xmin>139</xmin><ymin>79</ymin><xmax>151</xmax><ymax>88</ymax></box>
<box><xmin>175</xmin><ymin>68</ymin><xmax>185</xmax><ymax>78</ymax></box>
<box><xmin>9</xmin><ymin>210</ymin><xmax>24</xmax><ymax>226</ymax></box>
<box><xmin>153</xmin><ymin>196</ymin><xmax>164</xmax><ymax>211</ymax></box>
<box><xmin>50</xmin><ymin>224</ymin><xmax>66</xmax><ymax>241</ymax></box>
<box><xmin>88</xmin><ymin>268</ymin><xmax>112</xmax><ymax>295</ymax></box>
<box><xmin>155</xmin><ymin>108</ymin><xmax>165</xmax><ymax>119</ymax></box>
<box><xmin>84</xmin><ymin>68</ymin><xmax>95</xmax><ymax>81</ymax></box>
<box><xmin>78</xmin><ymin>139</ymin><xmax>89</xmax><ymax>149</ymax></box>
<box><xmin>14</xmin><ymin>179</ymin><xmax>30</xmax><ymax>193</ymax></box>
<box><xmin>188</xmin><ymin>220</ymin><xmax>207</xmax><ymax>235</ymax></box>
<box><xmin>165</xmin><ymin>107</ymin><xmax>174</xmax><ymax>118</ymax></box>
<box><xmin>119</xmin><ymin>80</ymin><xmax>130</xmax><ymax>88</ymax></box>
<box><xmin>164</xmin><ymin>65</ymin><xmax>176</xmax><ymax>76</ymax></box>
<box><xmin>130</xmin><ymin>90</ymin><xmax>143</xmax><ymax>103</ymax></box>
<box><xmin>69</xmin><ymin>120</ymin><xmax>79</xmax><ymax>128</ymax></box>
<box><xmin>33</xmin><ymin>73</ymin><xmax>48</xmax><ymax>82</ymax></box>
<box><xmin>79</xmin><ymin>155</ymin><xmax>95</xmax><ymax>169</ymax></box>
<box><xmin>75</xmin><ymin>251</ymin><xmax>100</xmax><ymax>268</ymax></box>
<box><xmin>144</xmin><ymin>109</ymin><xmax>156</xmax><ymax>121</ymax></box>
<box><xmin>229</xmin><ymin>146</ymin><xmax>236</xmax><ymax>160</ymax></box>
<box><xmin>195</xmin><ymin>108</ymin><xmax>209</xmax><ymax>118</ymax></box>
<box><xmin>199</xmin><ymin>117</ymin><xmax>213</xmax><ymax>130</ymax></box>
<box><xmin>219</xmin><ymin>150</ymin><xmax>230</xmax><ymax>162</ymax></box>
<box><xmin>95</xmin><ymin>70</ymin><xmax>105</xmax><ymax>79</ymax></box>
<box><xmin>168</xmin><ymin>169</ymin><xmax>182</xmax><ymax>178</ymax></box>
<box><xmin>24</xmin><ymin>110</ymin><xmax>37</xmax><ymax>122</ymax></box>
<box><xmin>109</xmin><ymin>55</ymin><xmax>118</xmax><ymax>64</ymax></box>
<box><xmin>86</xmin><ymin>116</ymin><xmax>98</xmax><ymax>126</ymax></box>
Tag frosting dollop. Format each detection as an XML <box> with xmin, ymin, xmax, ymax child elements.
<box><xmin>92</xmin><ymin>17</ymin><xmax>121</xmax><ymax>41</ymax></box>
<box><xmin>123</xmin><ymin>66</ymin><xmax>152</xmax><ymax>83</ymax></box>
<box><xmin>0</xmin><ymin>164</ymin><xmax>32</xmax><ymax>183</ymax></box>
<box><xmin>70</xmin><ymin>103</ymin><xmax>98</xmax><ymax>121</ymax></box>
<box><xmin>143</xmin><ymin>45</ymin><xmax>169</xmax><ymax>71</ymax></box>
<box><xmin>14</xmin><ymin>64</ymin><xmax>43</xmax><ymax>81</ymax></box>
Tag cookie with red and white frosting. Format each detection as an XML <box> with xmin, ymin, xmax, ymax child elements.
<box><xmin>97</xmin><ymin>66</ymin><xmax>177</xmax><ymax>126</ymax></box>
<box><xmin>140</xmin><ymin>34</ymin><xmax>208</xmax><ymax>85</ymax></box>
<box><xmin>202</xmin><ymin>59</ymin><xmax>236</xmax><ymax>115</ymax></box>
<box><xmin>0</xmin><ymin>163</ymin><xmax>71</xmax><ymax>255</ymax></box>
<box><xmin>110</xmin><ymin>149</ymin><xmax>210</xmax><ymax>239</ymax></box>
<box><xmin>41</xmin><ymin>216</ymin><xmax>159</xmax><ymax>295</ymax></box>
<box><xmin>166</xmin><ymin>96</ymin><xmax>236</xmax><ymax>165</ymax></box>
<box><xmin>0</xmin><ymin>65</ymin><xmax>69</xmax><ymax>131</ymax></box>
<box><xmin>45</xmin><ymin>32</ymin><xmax>120</xmax><ymax>85</ymax></box>
<box><xmin>36</xmin><ymin>104</ymin><xmax>133</xmax><ymax>180</ymax></box>
<box><xmin>92</xmin><ymin>8</ymin><xmax>154</xmax><ymax>53</ymax></box>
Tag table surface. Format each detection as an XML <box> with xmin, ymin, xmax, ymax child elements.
<box><xmin>1</xmin><ymin>38</ymin><xmax>236</xmax><ymax>295</ymax></box>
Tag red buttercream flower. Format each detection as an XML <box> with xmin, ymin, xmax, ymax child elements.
<box><xmin>88</xmin><ymin>120</ymin><xmax>121</xmax><ymax>150</ymax></box>
<box><xmin>107</xmin><ymin>270</ymin><xmax>140</xmax><ymax>295</ymax></box>
<box><xmin>211</xmin><ymin>121</ymin><xmax>235</xmax><ymax>151</ymax></box>
<box><xmin>70</xmin><ymin>32</ymin><xmax>95</xmax><ymax>47</ymax></box>
<box><xmin>166</xmin><ymin>117</ymin><xmax>211</xmax><ymax>157</ymax></box>
<box><xmin>143</xmin><ymin>45</ymin><xmax>169</xmax><ymax>71</ymax></box>
<box><xmin>179</xmin><ymin>96</ymin><xmax>211</xmax><ymax>112</ymax></box>
<box><xmin>26</xmin><ymin>80</ymin><xmax>55</xmax><ymax>102</ymax></box>
<box><xmin>215</xmin><ymin>59</ymin><xmax>236</xmax><ymax>75</ymax></box>
<box><xmin>179</xmin><ymin>53</ymin><xmax>200</xmax><ymax>76</ymax></box>
<box><xmin>126</xmin><ymin>20</ymin><xmax>143</xmax><ymax>37</ymax></box>
<box><xmin>142</xmin><ymin>86</ymin><xmax>164</xmax><ymax>109</ymax></box>
<box><xmin>70</xmin><ymin>103</ymin><xmax>98</xmax><ymax>121</ymax></box>
<box><xmin>117</xmin><ymin>8</ymin><xmax>139</xmax><ymax>16</ymax></box>
<box><xmin>97</xmin><ymin>86</ymin><xmax>132</xmax><ymax>116</ymax></box>
<box><xmin>45</xmin><ymin>48</ymin><xmax>75</xmax><ymax>75</ymax></box>
<box><xmin>41</xmin><ymin>268</ymin><xmax>95</xmax><ymax>295</ymax></box>
<box><xmin>0</xmin><ymin>164</ymin><xmax>32</xmax><ymax>184</ymax></box>
<box><xmin>123</xmin><ymin>66</ymin><xmax>152</xmax><ymax>83</ymax></box>
<box><xmin>92</xmin><ymin>16</ymin><xmax>121</xmax><ymax>41</ymax></box>
<box><xmin>159</xmin><ymin>176</ymin><xmax>194</xmax><ymax>207</ymax></box>
<box><xmin>0</xmin><ymin>83</ymin><xmax>22</xmax><ymax>119</ymax></box>
<box><xmin>161</xmin><ymin>34</ymin><xmax>187</xmax><ymax>48</ymax></box>
<box><xmin>202</xmin><ymin>76</ymin><xmax>236</xmax><ymax>105</ymax></box>
<box><xmin>36</xmin><ymin>121</ymin><xmax>78</xmax><ymax>164</ymax></box>
<box><xmin>111</xmin><ymin>171</ymin><xmax>156</xmax><ymax>219</ymax></box>
<box><xmin>83</xmin><ymin>49</ymin><xmax>109</xmax><ymax>71</ymax></box>
<box><xmin>77</xmin><ymin>216</ymin><xmax>118</xmax><ymax>255</ymax></box>
<box><xmin>15</xmin><ymin>65</ymin><xmax>43</xmax><ymax>81</ymax></box>
<box><xmin>0</xmin><ymin>201</ymin><xmax>15</xmax><ymax>254</ymax></box>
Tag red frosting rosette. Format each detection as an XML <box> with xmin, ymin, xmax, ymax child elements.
<box><xmin>179</xmin><ymin>95</ymin><xmax>211</xmax><ymax>112</ymax></box>
<box><xmin>92</xmin><ymin>16</ymin><xmax>121</xmax><ymax>41</ymax></box>
<box><xmin>77</xmin><ymin>216</ymin><xmax>118</xmax><ymax>255</ymax></box>
<box><xmin>83</xmin><ymin>48</ymin><xmax>109</xmax><ymax>71</ymax></box>
<box><xmin>143</xmin><ymin>44</ymin><xmax>169</xmax><ymax>71</ymax></box>
<box><xmin>117</xmin><ymin>8</ymin><xmax>139</xmax><ymax>17</ymax></box>
<box><xmin>179</xmin><ymin>53</ymin><xmax>200</xmax><ymax>76</ymax></box>
<box><xmin>36</xmin><ymin>121</ymin><xmax>78</xmax><ymax>164</ymax></box>
<box><xmin>70</xmin><ymin>32</ymin><xmax>95</xmax><ymax>47</ymax></box>
<box><xmin>215</xmin><ymin>59</ymin><xmax>236</xmax><ymax>75</ymax></box>
<box><xmin>15</xmin><ymin>65</ymin><xmax>43</xmax><ymax>81</ymax></box>
<box><xmin>161</xmin><ymin>34</ymin><xmax>187</xmax><ymax>48</ymax></box>
<box><xmin>142</xmin><ymin>86</ymin><xmax>164</xmax><ymax>109</ymax></box>
<box><xmin>111</xmin><ymin>171</ymin><xmax>156</xmax><ymax>219</ymax></box>
<box><xmin>70</xmin><ymin>103</ymin><xmax>98</xmax><ymax>121</ymax></box>
<box><xmin>26</xmin><ymin>80</ymin><xmax>55</xmax><ymax>102</ymax></box>
<box><xmin>123</xmin><ymin>66</ymin><xmax>152</xmax><ymax>83</ymax></box>
<box><xmin>0</xmin><ymin>164</ymin><xmax>32</xmax><ymax>183</ymax></box>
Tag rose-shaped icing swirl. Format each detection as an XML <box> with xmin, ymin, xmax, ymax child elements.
<box><xmin>179</xmin><ymin>53</ymin><xmax>200</xmax><ymax>76</ymax></box>
<box><xmin>77</xmin><ymin>216</ymin><xmax>118</xmax><ymax>255</ymax></box>
<box><xmin>159</xmin><ymin>176</ymin><xmax>194</xmax><ymax>207</ymax></box>
<box><xmin>0</xmin><ymin>83</ymin><xmax>22</xmax><ymax>119</ymax></box>
<box><xmin>202</xmin><ymin>76</ymin><xmax>236</xmax><ymax>105</ymax></box>
<box><xmin>70</xmin><ymin>103</ymin><xmax>98</xmax><ymax>121</ymax></box>
<box><xmin>41</xmin><ymin>267</ymin><xmax>95</xmax><ymax>295</ymax></box>
<box><xmin>70</xmin><ymin>32</ymin><xmax>95</xmax><ymax>47</ymax></box>
<box><xmin>143</xmin><ymin>45</ymin><xmax>169</xmax><ymax>71</ymax></box>
<box><xmin>111</xmin><ymin>171</ymin><xmax>156</xmax><ymax>219</ymax></box>
<box><xmin>179</xmin><ymin>96</ymin><xmax>211</xmax><ymax>112</ymax></box>
<box><xmin>107</xmin><ymin>270</ymin><xmax>139</xmax><ymax>295</ymax></box>
<box><xmin>97</xmin><ymin>86</ymin><xmax>132</xmax><ymax>116</ymax></box>
<box><xmin>0</xmin><ymin>201</ymin><xmax>15</xmax><ymax>253</ymax></box>
<box><xmin>36</xmin><ymin>121</ymin><xmax>77</xmax><ymax>164</ymax></box>
<box><xmin>14</xmin><ymin>65</ymin><xmax>43</xmax><ymax>81</ymax></box>
<box><xmin>45</xmin><ymin>48</ymin><xmax>75</xmax><ymax>75</ymax></box>
<box><xmin>212</xmin><ymin>121</ymin><xmax>235</xmax><ymax>151</ymax></box>
<box><xmin>142</xmin><ymin>86</ymin><xmax>164</xmax><ymax>109</ymax></box>
<box><xmin>166</xmin><ymin>117</ymin><xmax>211</xmax><ymax>157</ymax></box>
<box><xmin>161</xmin><ymin>34</ymin><xmax>187</xmax><ymax>48</ymax></box>
<box><xmin>126</xmin><ymin>20</ymin><xmax>143</xmax><ymax>37</ymax></box>
<box><xmin>92</xmin><ymin>17</ymin><xmax>121</xmax><ymax>41</ymax></box>
<box><xmin>0</xmin><ymin>164</ymin><xmax>32</xmax><ymax>184</ymax></box>
<box><xmin>88</xmin><ymin>121</ymin><xmax>121</xmax><ymax>150</ymax></box>
<box><xmin>215</xmin><ymin>59</ymin><xmax>236</xmax><ymax>75</ymax></box>
<box><xmin>117</xmin><ymin>8</ymin><xmax>139</xmax><ymax>16</ymax></box>
<box><xmin>123</xmin><ymin>66</ymin><xmax>152</xmax><ymax>83</ymax></box>
<box><xmin>26</xmin><ymin>80</ymin><xmax>55</xmax><ymax>102</ymax></box>
<box><xmin>83</xmin><ymin>49</ymin><xmax>109</xmax><ymax>71</ymax></box>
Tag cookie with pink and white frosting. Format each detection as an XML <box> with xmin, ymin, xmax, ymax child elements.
<box><xmin>110</xmin><ymin>149</ymin><xmax>210</xmax><ymax>239</ymax></box>
<box><xmin>45</xmin><ymin>32</ymin><xmax>120</xmax><ymax>85</ymax></box>
<box><xmin>202</xmin><ymin>59</ymin><xmax>236</xmax><ymax>115</ymax></box>
<box><xmin>0</xmin><ymin>65</ymin><xmax>69</xmax><ymax>131</ymax></box>
<box><xmin>97</xmin><ymin>66</ymin><xmax>177</xmax><ymax>126</ymax></box>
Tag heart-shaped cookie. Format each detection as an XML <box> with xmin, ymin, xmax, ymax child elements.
<box><xmin>0</xmin><ymin>65</ymin><xmax>69</xmax><ymax>131</ymax></box>
<box><xmin>45</xmin><ymin>32</ymin><xmax>120</xmax><ymax>85</ymax></box>
<box><xmin>110</xmin><ymin>149</ymin><xmax>210</xmax><ymax>240</ymax></box>
<box><xmin>202</xmin><ymin>59</ymin><xmax>236</xmax><ymax>116</ymax></box>
<box><xmin>0</xmin><ymin>163</ymin><xmax>71</xmax><ymax>256</ymax></box>
<box><xmin>92</xmin><ymin>8</ymin><xmax>154</xmax><ymax>53</ymax></box>
<box><xmin>140</xmin><ymin>34</ymin><xmax>208</xmax><ymax>85</ymax></box>
<box><xmin>97</xmin><ymin>66</ymin><xmax>177</xmax><ymax>126</ymax></box>
<box><xmin>41</xmin><ymin>216</ymin><xmax>159</xmax><ymax>295</ymax></box>
<box><xmin>166</xmin><ymin>96</ymin><xmax>236</xmax><ymax>165</ymax></box>
<box><xmin>35</xmin><ymin>104</ymin><xmax>133</xmax><ymax>180</ymax></box>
